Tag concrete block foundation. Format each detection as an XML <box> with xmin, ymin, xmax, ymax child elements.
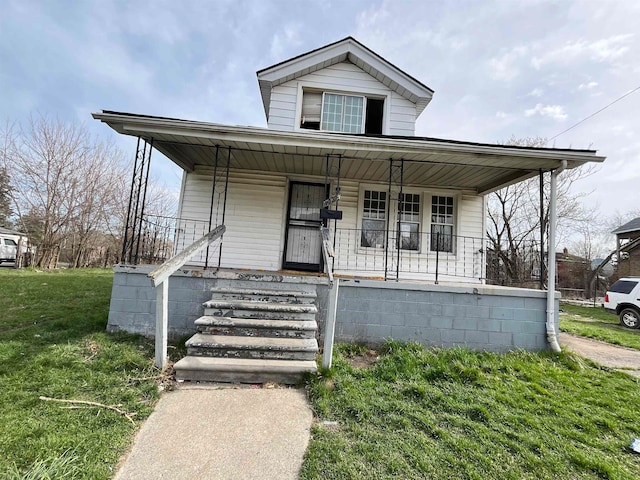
<box><xmin>107</xmin><ymin>266</ymin><xmax>559</xmax><ymax>352</ymax></box>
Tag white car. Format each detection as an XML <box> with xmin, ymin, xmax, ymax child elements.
<box><xmin>604</xmin><ymin>277</ymin><xmax>640</xmax><ymax>328</ymax></box>
<box><xmin>0</xmin><ymin>235</ymin><xmax>18</xmax><ymax>263</ymax></box>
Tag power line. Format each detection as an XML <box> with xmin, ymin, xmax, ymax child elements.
<box><xmin>549</xmin><ymin>85</ymin><xmax>640</xmax><ymax>141</ymax></box>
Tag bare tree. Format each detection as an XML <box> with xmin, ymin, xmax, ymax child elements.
<box><xmin>5</xmin><ymin>116</ymin><xmax>89</xmax><ymax>267</ymax></box>
<box><xmin>4</xmin><ymin>115</ymin><xmax>178</xmax><ymax>268</ymax></box>
<box><xmin>486</xmin><ymin>135</ymin><xmax>598</xmax><ymax>287</ymax></box>
<box><xmin>6</xmin><ymin>116</ymin><xmax>125</xmax><ymax>267</ymax></box>
<box><xmin>65</xmin><ymin>141</ymin><xmax>130</xmax><ymax>267</ymax></box>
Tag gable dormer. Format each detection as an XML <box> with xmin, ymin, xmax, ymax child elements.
<box><xmin>256</xmin><ymin>37</ymin><xmax>434</xmax><ymax>136</ymax></box>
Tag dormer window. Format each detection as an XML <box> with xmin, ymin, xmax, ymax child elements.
<box><xmin>322</xmin><ymin>93</ymin><xmax>364</xmax><ymax>133</ymax></box>
<box><xmin>300</xmin><ymin>90</ymin><xmax>384</xmax><ymax>134</ymax></box>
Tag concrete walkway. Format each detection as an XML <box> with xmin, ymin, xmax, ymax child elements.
<box><xmin>114</xmin><ymin>386</ymin><xmax>313</xmax><ymax>480</ymax></box>
<box><xmin>560</xmin><ymin>333</ymin><xmax>640</xmax><ymax>378</ymax></box>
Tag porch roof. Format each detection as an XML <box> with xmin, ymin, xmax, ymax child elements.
<box><xmin>93</xmin><ymin>110</ymin><xmax>605</xmax><ymax>194</ymax></box>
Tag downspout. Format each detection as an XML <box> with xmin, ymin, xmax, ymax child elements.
<box><xmin>546</xmin><ymin>159</ymin><xmax>567</xmax><ymax>352</ymax></box>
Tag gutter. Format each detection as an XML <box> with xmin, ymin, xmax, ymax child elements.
<box><xmin>546</xmin><ymin>159</ymin><xmax>567</xmax><ymax>352</ymax></box>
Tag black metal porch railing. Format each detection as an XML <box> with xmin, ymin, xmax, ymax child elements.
<box><xmin>121</xmin><ymin>214</ymin><xmax>221</xmax><ymax>268</ymax></box>
<box><xmin>330</xmin><ymin>228</ymin><xmax>486</xmax><ymax>282</ymax></box>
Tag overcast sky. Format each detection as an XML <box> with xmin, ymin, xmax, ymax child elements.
<box><xmin>1</xmin><ymin>0</ymin><xmax>639</xmax><ymax>241</ymax></box>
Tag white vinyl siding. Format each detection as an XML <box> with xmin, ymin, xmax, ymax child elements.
<box><xmin>178</xmin><ymin>166</ymin><xmax>485</xmax><ymax>282</ymax></box>
<box><xmin>388</xmin><ymin>92</ymin><xmax>416</xmax><ymax>136</ymax></box>
<box><xmin>267</xmin><ymin>62</ymin><xmax>417</xmax><ymax>135</ymax></box>
<box><xmin>267</xmin><ymin>84</ymin><xmax>298</xmax><ymax>130</ymax></box>
<box><xmin>179</xmin><ymin>167</ymin><xmax>287</xmax><ymax>270</ymax></box>
<box><xmin>457</xmin><ymin>195</ymin><xmax>484</xmax><ymax>239</ymax></box>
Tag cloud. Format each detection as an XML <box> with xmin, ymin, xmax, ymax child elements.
<box><xmin>526</xmin><ymin>88</ymin><xmax>544</xmax><ymax>97</ymax></box>
<box><xmin>488</xmin><ymin>46</ymin><xmax>528</xmax><ymax>81</ymax></box>
<box><xmin>578</xmin><ymin>81</ymin><xmax>598</xmax><ymax>90</ymax></box>
<box><xmin>524</xmin><ymin>103</ymin><xmax>568</xmax><ymax>121</ymax></box>
<box><xmin>531</xmin><ymin>34</ymin><xmax>634</xmax><ymax>69</ymax></box>
<box><xmin>270</xmin><ymin>24</ymin><xmax>303</xmax><ymax>61</ymax></box>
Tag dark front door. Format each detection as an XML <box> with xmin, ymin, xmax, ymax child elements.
<box><xmin>283</xmin><ymin>182</ymin><xmax>326</xmax><ymax>271</ymax></box>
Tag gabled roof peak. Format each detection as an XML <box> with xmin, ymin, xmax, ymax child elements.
<box><xmin>257</xmin><ymin>36</ymin><xmax>434</xmax><ymax>120</ymax></box>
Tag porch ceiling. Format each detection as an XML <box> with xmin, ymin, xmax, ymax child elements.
<box><xmin>93</xmin><ymin>111</ymin><xmax>605</xmax><ymax>194</ymax></box>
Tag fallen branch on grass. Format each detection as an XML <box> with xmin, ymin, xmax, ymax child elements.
<box><xmin>39</xmin><ymin>396</ymin><xmax>137</xmax><ymax>426</ymax></box>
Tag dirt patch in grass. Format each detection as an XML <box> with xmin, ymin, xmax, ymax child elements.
<box><xmin>344</xmin><ymin>349</ymin><xmax>379</xmax><ymax>368</ymax></box>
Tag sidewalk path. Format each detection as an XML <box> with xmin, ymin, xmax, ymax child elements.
<box><xmin>560</xmin><ymin>333</ymin><xmax>640</xmax><ymax>378</ymax></box>
<box><xmin>115</xmin><ymin>386</ymin><xmax>313</xmax><ymax>480</ymax></box>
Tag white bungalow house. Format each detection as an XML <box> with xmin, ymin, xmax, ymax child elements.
<box><xmin>94</xmin><ymin>37</ymin><xmax>604</xmax><ymax>383</ymax></box>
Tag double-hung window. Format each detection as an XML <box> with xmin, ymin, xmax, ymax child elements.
<box><xmin>361</xmin><ymin>190</ymin><xmax>386</xmax><ymax>248</ymax></box>
<box><xmin>321</xmin><ymin>93</ymin><xmax>364</xmax><ymax>134</ymax></box>
<box><xmin>398</xmin><ymin>193</ymin><xmax>420</xmax><ymax>251</ymax></box>
<box><xmin>430</xmin><ymin>195</ymin><xmax>454</xmax><ymax>252</ymax></box>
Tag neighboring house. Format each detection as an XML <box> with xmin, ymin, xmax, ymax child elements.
<box><xmin>94</xmin><ymin>37</ymin><xmax>605</xmax><ymax>382</ymax></box>
<box><xmin>556</xmin><ymin>248</ymin><xmax>589</xmax><ymax>294</ymax></box>
<box><xmin>612</xmin><ymin>217</ymin><xmax>640</xmax><ymax>278</ymax></box>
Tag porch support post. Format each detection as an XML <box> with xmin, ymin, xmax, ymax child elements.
<box><xmin>546</xmin><ymin>160</ymin><xmax>566</xmax><ymax>353</ymax></box>
<box><xmin>122</xmin><ymin>137</ymin><xmax>153</xmax><ymax>264</ymax></box>
<box><xmin>205</xmin><ymin>145</ymin><xmax>220</xmax><ymax>269</ymax></box>
<box><xmin>384</xmin><ymin>159</ymin><xmax>392</xmax><ymax>280</ymax></box>
<box><xmin>217</xmin><ymin>146</ymin><xmax>231</xmax><ymax>269</ymax></box>
<box><xmin>539</xmin><ymin>169</ymin><xmax>545</xmax><ymax>289</ymax></box>
<box><xmin>322</xmin><ymin>278</ymin><xmax>339</xmax><ymax>370</ymax></box>
<box><xmin>333</xmin><ymin>154</ymin><xmax>342</xmax><ymax>262</ymax></box>
<box><xmin>155</xmin><ymin>278</ymin><xmax>169</xmax><ymax>369</ymax></box>
<box><xmin>135</xmin><ymin>139</ymin><xmax>153</xmax><ymax>264</ymax></box>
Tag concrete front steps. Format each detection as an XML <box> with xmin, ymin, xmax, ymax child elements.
<box><xmin>174</xmin><ymin>284</ymin><xmax>319</xmax><ymax>384</ymax></box>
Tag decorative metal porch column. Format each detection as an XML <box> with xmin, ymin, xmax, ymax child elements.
<box><xmin>385</xmin><ymin>158</ymin><xmax>404</xmax><ymax>281</ymax></box>
<box><xmin>205</xmin><ymin>146</ymin><xmax>231</xmax><ymax>269</ymax></box>
<box><xmin>322</xmin><ymin>154</ymin><xmax>343</xmax><ymax>273</ymax></box>
<box><xmin>121</xmin><ymin>137</ymin><xmax>153</xmax><ymax>265</ymax></box>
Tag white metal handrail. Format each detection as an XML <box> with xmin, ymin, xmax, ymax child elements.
<box><xmin>320</xmin><ymin>226</ymin><xmax>339</xmax><ymax>369</ymax></box>
<box><xmin>148</xmin><ymin>224</ymin><xmax>226</xmax><ymax>369</ymax></box>
<box><xmin>320</xmin><ymin>226</ymin><xmax>334</xmax><ymax>287</ymax></box>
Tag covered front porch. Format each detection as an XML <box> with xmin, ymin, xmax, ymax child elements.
<box><xmin>93</xmin><ymin>111</ymin><xmax>604</xmax><ymax>380</ymax></box>
<box><xmin>93</xmin><ymin>111</ymin><xmax>602</xmax><ymax>285</ymax></box>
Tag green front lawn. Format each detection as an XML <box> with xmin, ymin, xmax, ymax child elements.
<box><xmin>302</xmin><ymin>342</ymin><xmax>640</xmax><ymax>479</ymax></box>
<box><xmin>560</xmin><ymin>303</ymin><xmax>640</xmax><ymax>350</ymax></box>
<box><xmin>0</xmin><ymin>268</ymin><xmax>159</xmax><ymax>479</ymax></box>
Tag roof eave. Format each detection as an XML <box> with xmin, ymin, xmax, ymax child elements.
<box><xmin>92</xmin><ymin>111</ymin><xmax>604</xmax><ymax>169</ymax></box>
